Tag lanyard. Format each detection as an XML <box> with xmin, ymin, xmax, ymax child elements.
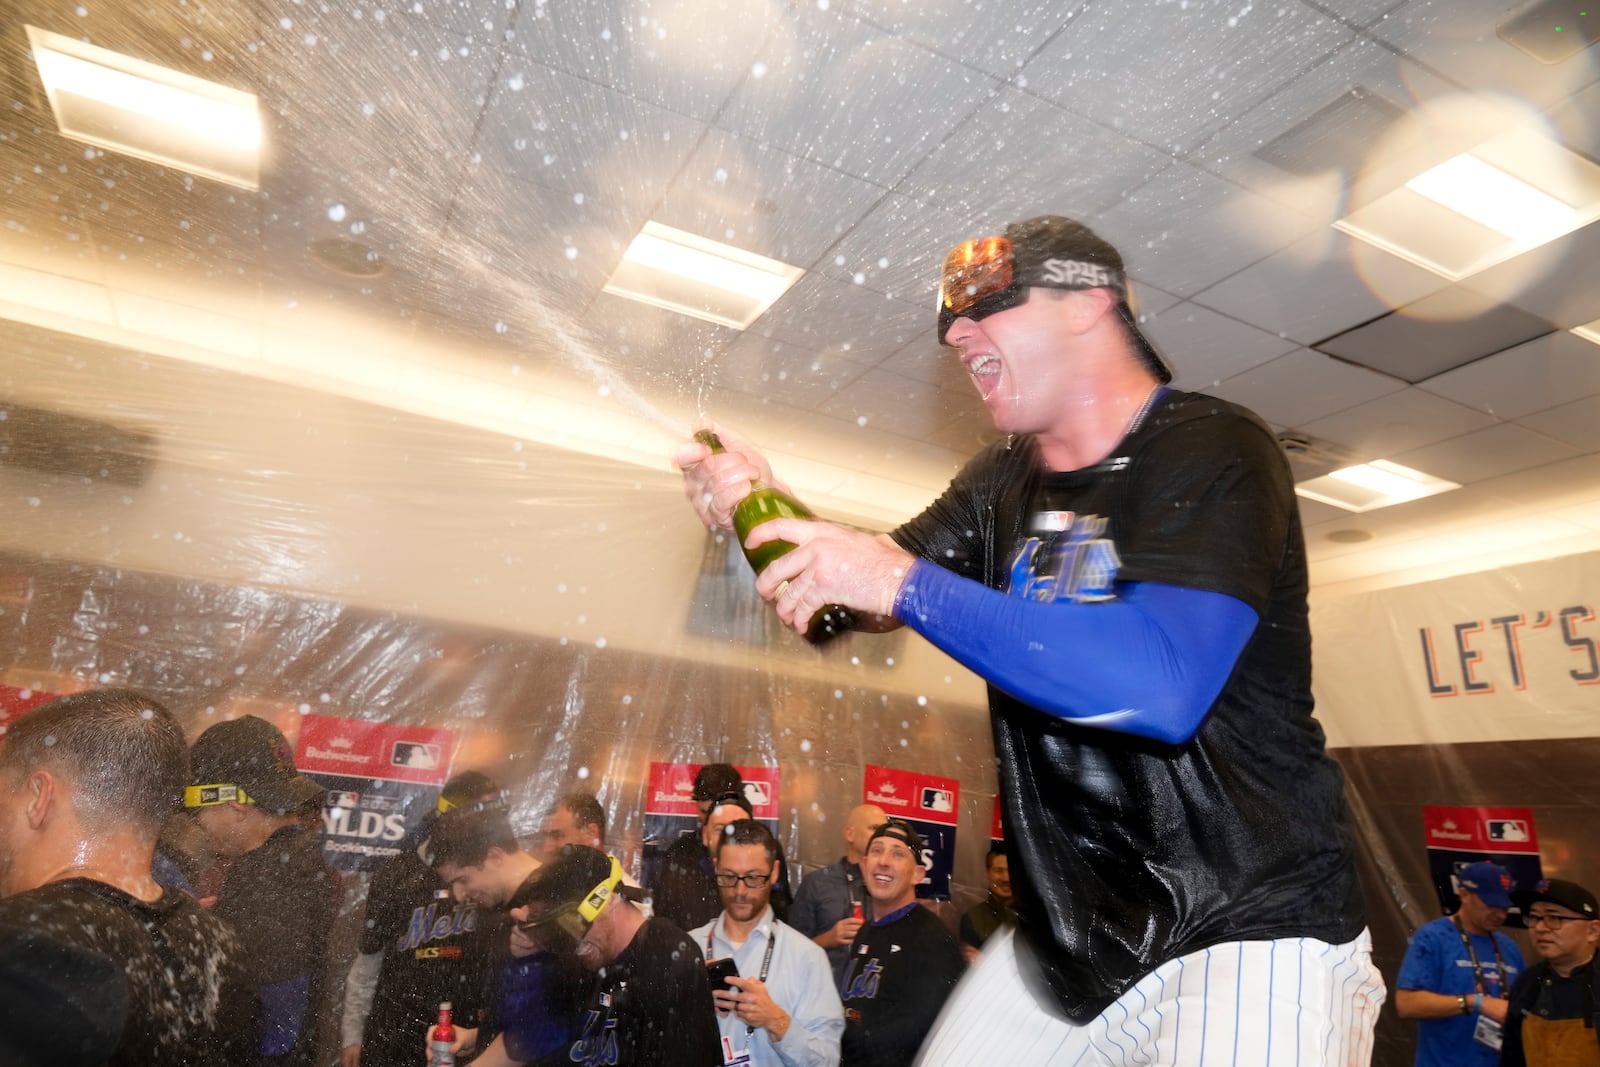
<box><xmin>708</xmin><ymin>920</ymin><xmax>778</xmax><ymax>1038</ymax></box>
<box><xmin>1452</xmin><ymin>915</ymin><xmax>1508</xmax><ymax>996</ymax></box>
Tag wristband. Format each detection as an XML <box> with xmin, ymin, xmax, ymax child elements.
<box><xmin>1475</xmin><ymin>993</ymin><xmax>1483</xmax><ymax>1014</ymax></box>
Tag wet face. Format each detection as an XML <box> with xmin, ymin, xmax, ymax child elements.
<box><xmin>944</xmin><ymin>290</ymin><xmax>1090</xmax><ymax>438</ymax></box>
<box><xmin>0</xmin><ymin>769</ymin><xmax>26</xmax><ymax>895</ymax></box>
<box><xmin>193</xmin><ymin>803</ymin><xmax>249</xmax><ymax>858</ymax></box>
<box><xmin>541</xmin><ymin>804</ymin><xmax>597</xmax><ymax>859</ymax></box>
<box><xmin>1525</xmin><ymin>905</ymin><xmax>1600</xmax><ymax>974</ymax></box>
<box><xmin>863</xmin><ymin>836</ymin><xmax>921</xmax><ymax>911</ymax></box>
<box><xmin>1458</xmin><ymin>889</ymin><xmax>1508</xmax><ymax>934</ymax></box>
<box><xmin>701</xmin><ymin>803</ymin><xmax>747</xmax><ymax>855</ymax></box>
<box><xmin>715</xmin><ymin>841</ymin><xmax>774</xmax><ymax>924</ymax></box>
<box><xmin>986</xmin><ymin>853</ymin><xmax>1012</xmax><ymax>906</ymax></box>
<box><xmin>435</xmin><ymin>855</ymin><xmax>505</xmax><ymax>908</ymax></box>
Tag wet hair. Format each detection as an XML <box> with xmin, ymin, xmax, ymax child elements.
<box><xmin>703</xmin><ymin>790</ymin><xmax>753</xmax><ymax>823</ymax></box>
<box><xmin>985</xmin><ymin>844</ymin><xmax>1008</xmax><ymax>869</ymax></box>
<box><xmin>713</xmin><ymin>818</ymin><xmax>778</xmax><ymax>865</ymax></box>
<box><xmin>0</xmin><ymin>688</ymin><xmax>187</xmax><ymax>840</ymax></box>
<box><xmin>426</xmin><ymin>804</ymin><xmax>519</xmax><ymax>869</ymax></box>
<box><xmin>556</xmin><ymin>791</ymin><xmax>606</xmax><ymax>844</ymax></box>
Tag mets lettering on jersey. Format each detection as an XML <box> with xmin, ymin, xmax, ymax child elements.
<box><xmin>569</xmin><ymin>1012</ymin><xmax>619</xmax><ymax>1065</ymax></box>
<box><xmin>1008</xmin><ymin>512</ymin><xmax>1121</xmax><ymax>603</ymax></box>
<box><xmin>398</xmin><ymin>900</ymin><xmax>477</xmax><ymax>952</ymax></box>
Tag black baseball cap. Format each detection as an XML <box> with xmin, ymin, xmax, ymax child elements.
<box><xmin>1512</xmin><ymin>878</ymin><xmax>1599</xmax><ymax>919</ymax></box>
<box><xmin>692</xmin><ymin>763</ymin><xmax>743</xmax><ymax>802</ymax></box>
<box><xmin>937</xmin><ymin>215</ymin><xmax>1172</xmax><ymax>383</ymax></box>
<box><xmin>867</xmin><ymin>818</ymin><xmax>925</xmax><ymax>856</ymax></box>
<box><xmin>185</xmin><ymin>715</ymin><xmax>324</xmax><ymax>814</ymax></box>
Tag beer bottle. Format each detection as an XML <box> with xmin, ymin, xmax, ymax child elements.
<box><xmin>693</xmin><ymin>430</ymin><xmax>857</xmax><ymax>644</ymax></box>
<box><xmin>427</xmin><ymin>1002</ymin><xmax>456</xmax><ymax>1067</ymax></box>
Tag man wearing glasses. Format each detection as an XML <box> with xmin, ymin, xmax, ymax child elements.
<box><xmin>518</xmin><ymin>845</ymin><xmax>720</xmax><ymax>1066</ymax></box>
<box><xmin>689</xmin><ymin>819</ymin><xmax>843</xmax><ymax>1067</ymax></box>
<box><xmin>677</xmin><ymin>215</ymin><xmax>1379</xmax><ymax>1063</ymax></box>
<box><xmin>1502</xmin><ymin>879</ymin><xmax>1600</xmax><ymax>1066</ymax></box>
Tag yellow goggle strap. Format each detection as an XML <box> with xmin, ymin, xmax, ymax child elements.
<box><xmin>578</xmin><ymin>853</ymin><xmax>626</xmax><ymax>923</ymax></box>
<box><xmin>184</xmin><ymin>783</ymin><xmax>254</xmax><ymax>808</ymax></box>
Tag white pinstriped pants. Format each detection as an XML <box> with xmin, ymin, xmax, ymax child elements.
<box><xmin>915</xmin><ymin>927</ymin><xmax>1385</xmax><ymax>1066</ymax></box>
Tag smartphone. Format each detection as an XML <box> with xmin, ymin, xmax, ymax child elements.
<box><xmin>705</xmin><ymin>957</ymin><xmax>740</xmax><ymax>988</ymax></box>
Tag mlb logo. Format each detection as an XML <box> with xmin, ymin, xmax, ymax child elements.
<box><xmin>331</xmin><ymin>791</ymin><xmax>361</xmax><ymax>809</ymax></box>
<box><xmin>391</xmin><ymin>741</ymin><xmax>440</xmax><ymax>769</ymax></box>
<box><xmin>1488</xmin><ymin>819</ymin><xmax>1530</xmax><ymax>842</ymax></box>
<box><xmin>921</xmin><ymin>787</ymin><xmax>953</xmax><ymax>813</ymax></box>
<box><xmin>742</xmin><ymin>781</ymin><xmax>771</xmax><ymax>807</ymax></box>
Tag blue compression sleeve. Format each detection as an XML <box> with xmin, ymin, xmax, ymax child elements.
<box><xmin>894</xmin><ymin>559</ymin><xmax>1258</xmax><ymax>745</ymax></box>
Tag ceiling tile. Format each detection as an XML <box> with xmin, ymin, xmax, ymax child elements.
<box><xmin>1191</xmin><ymin>37</ymin><xmax>1455</xmax><ymax>211</ymax></box>
<box><xmin>1316</xmin><ymin>286</ymin><xmax>1556</xmax><ymax>383</ymax></box>
<box><xmin>751</xmin><ymin>272</ymin><xmax>928</xmax><ymax>361</ymax></box>
<box><xmin>1366</xmin><ymin>0</ymin><xmax>1600</xmax><ymax>111</ymax></box>
<box><xmin>574</xmin><ymin>291</ymin><xmax>742</xmax><ymax>402</ymax></box>
<box><xmin>814</xmin><ymin>194</ymin><xmax>988</xmax><ymax>304</ymax></box>
<box><xmin>1097</xmin><ymin>163</ymin><xmax>1323</xmax><ymax>297</ymax></box>
<box><xmin>816</xmin><ymin>367</ymin><xmax>974</xmax><ymax>440</ymax></box>
<box><xmin>474</xmin><ymin>59</ymin><xmax>707</xmax><ymax>212</ymax></box>
<box><xmin>1518</xmin><ymin>393</ymin><xmax>1600</xmax><ymax>452</ymax></box>
<box><xmin>838</xmin><ymin>0</ymin><xmax>1080</xmax><ymax>77</ymax></box>
<box><xmin>1021</xmin><ymin>1</ymin><xmax>1353</xmax><ymax>155</ymax></box>
<box><xmin>1462</xmin><ymin>219</ymin><xmax>1600</xmax><ymax>331</ymax></box>
<box><xmin>1204</xmin><ymin>348</ymin><xmax>1405</xmax><ymax>427</ymax></box>
<box><xmin>874</xmin><ymin>334</ymin><xmax>966</xmax><ymax>392</ymax></box>
<box><xmin>1140</xmin><ymin>301</ymin><xmax>1299</xmax><ymax>388</ymax></box>
<box><xmin>653</xmin><ymin>128</ymin><xmax>888</xmax><ymax>269</ymax></box>
<box><xmin>709</xmin><ymin>334</ymin><xmax>872</xmax><ymax>410</ymax></box>
<box><xmin>509</xmin><ymin>0</ymin><xmax>778</xmax><ymax>123</ymax></box>
<box><xmin>715</xmin><ymin>7</ymin><xmax>999</xmax><ymax>186</ymax></box>
<box><xmin>1192</xmin><ymin>226</ymin><xmax>1446</xmax><ymax>346</ymax></box>
<box><xmin>1391</xmin><ymin>421</ymin><xmax>1584</xmax><ymax>484</ymax></box>
<box><xmin>1300</xmin><ymin>387</ymin><xmax>1497</xmax><ymax>459</ymax></box>
<box><xmin>898</xmin><ymin>89</ymin><xmax>1172</xmax><ymax>223</ymax></box>
<box><xmin>1419</xmin><ymin>331</ymin><xmax>1600</xmax><ymax>420</ymax></box>
<box><xmin>1546</xmin><ymin>80</ymin><xmax>1600</xmax><ymax>161</ymax></box>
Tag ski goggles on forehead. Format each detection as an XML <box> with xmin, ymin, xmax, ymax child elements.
<box><xmin>936</xmin><ymin>237</ymin><xmax>1025</xmax><ymax>346</ymax></box>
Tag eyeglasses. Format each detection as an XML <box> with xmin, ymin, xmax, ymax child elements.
<box><xmin>937</xmin><ymin>237</ymin><xmax>1026</xmax><ymax>346</ymax></box>
<box><xmin>1525</xmin><ymin>912</ymin><xmax>1588</xmax><ymax>929</ymax></box>
<box><xmin>714</xmin><ymin>871</ymin><xmax>773</xmax><ymax>889</ymax></box>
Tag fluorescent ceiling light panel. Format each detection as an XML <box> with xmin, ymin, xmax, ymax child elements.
<box><xmin>1404</xmin><ymin>154</ymin><xmax>1577</xmax><ymax>243</ymax></box>
<box><xmin>1574</xmin><ymin>318</ymin><xmax>1600</xmax><ymax>347</ymax></box>
<box><xmin>1335</xmin><ymin>126</ymin><xmax>1600</xmax><ymax>281</ymax></box>
<box><xmin>1296</xmin><ymin>459</ymin><xmax>1460</xmax><ymax>513</ymax></box>
<box><xmin>27</xmin><ymin>25</ymin><xmax>261</xmax><ymax>190</ymax></box>
<box><xmin>603</xmin><ymin>221</ymin><xmax>804</xmax><ymax>330</ymax></box>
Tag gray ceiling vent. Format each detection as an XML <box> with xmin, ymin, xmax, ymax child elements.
<box><xmin>1277</xmin><ymin>431</ymin><xmax>1364</xmax><ymax>480</ymax></box>
<box><xmin>1252</xmin><ymin>86</ymin><xmax>1407</xmax><ymax>177</ymax></box>
<box><xmin>0</xmin><ymin>403</ymin><xmax>155</xmax><ymax>487</ymax></box>
<box><xmin>1498</xmin><ymin>0</ymin><xmax>1600</xmax><ymax>64</ymax></box>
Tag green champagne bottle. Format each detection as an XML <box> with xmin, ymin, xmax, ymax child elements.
<box><xmin>694</xmin><ymin>430</ymin><xmax>857</xmax><ymax>645</ymax></box>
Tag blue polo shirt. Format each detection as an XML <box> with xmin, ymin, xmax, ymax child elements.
<box><xmin>1397</xmin><ymin>915</ymin><xmax>1523</xmax><ymax>1067</ymax></box>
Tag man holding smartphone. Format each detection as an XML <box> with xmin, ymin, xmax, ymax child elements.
<box><xmin>690</xmin><ymin>820</ymin><xmax>843</xmax><ymax>1067</ymax></box>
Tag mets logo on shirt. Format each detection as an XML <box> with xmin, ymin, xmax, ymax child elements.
<box><xmin>1008</xmin><ymin>511</ymin><xmax>1121</xmax><ymax>603</ymax></box>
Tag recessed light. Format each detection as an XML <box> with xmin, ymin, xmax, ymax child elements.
<box><xmin>1295</xmin><ymin>460</ymin><xmax>1460</xmax><ymax>513</ymax></box>
<box><xmin>1335</xmin><ymin>125</ymin><xmax>1600</xmax><ymax>281</ymax></box>
<box><xmin>602</xmin><ymin>221</ymin><xmax>804</xmax><ymax>330</ymax></box>
<box><xmin>27</xmin><ymin>25</ymin><xmax>262</xmax><ymax>190</ymax></box>
<box><xmin>311</xmin><ymin>238</ymin><xmax>386</xmax><ymax>278</ymax></box>
<box><xmin>1325</xmin><ymin>529</ymin><xmax>1375</xmax><ymax>544</ymax></box>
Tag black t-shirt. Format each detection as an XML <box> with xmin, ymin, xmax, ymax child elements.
<box><xmin>214</xmin><ymin>823</ymin><xmax>341</xmax><ymax>1065</ymax></box>
<box><xmin>893</xmin><ymin>389</ymin><xmax>1365</xmax><ymax>1022</ymax></box>
<box><xmin>839</xmin><ymin>903</ymin><xmax>964</xmax><ymax>1067</ymax></box>
<box><xmin>0</xmin><ymin>878</ymin><xmax>254</xmax><ymax>1066</ymax></box>
<box><xmin>356</xmin><ymin>848</ymin><xmax>491</xmax><ymax>1066</ymax></box>
<box><xmin>566</xmin><ymin>917</ymin><xmax>719</xmax><ymax>1067</ymax></box>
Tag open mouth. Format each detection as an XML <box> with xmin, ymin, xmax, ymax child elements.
<box><xmin>964</xmin><ymin>353</ymin><xmax>1001</xmax><ymax>397</ymax></box>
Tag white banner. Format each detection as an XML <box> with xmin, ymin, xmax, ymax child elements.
<box><xmin>1312</xmin><ymin>551</ymin><xmax>1600</xmax><ymax>748</ymax></box>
